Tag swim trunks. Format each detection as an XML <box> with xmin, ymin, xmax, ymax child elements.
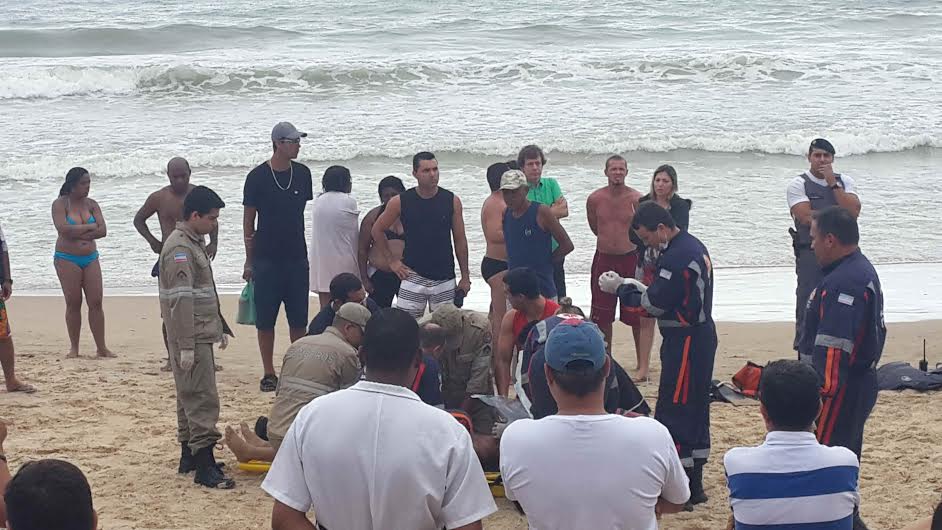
<box><xmin>590</xmin><ymin>249</ymin><xmax>641</xmax><ymax>327</ymax></box>
<box><xmin>0</xmin><ymin>299</ymin><xmax>11</xmax><ymax>340</ymax></box>
<box><xmin>480</xmin><ymin>256</ymin><xmax>508</xmax><ymax>282</ymax></box>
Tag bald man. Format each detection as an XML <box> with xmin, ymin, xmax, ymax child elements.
<box><xmin>135</xmin><ymin>157</ymin><xmax>219</xmax><ymax>371</ymax></box>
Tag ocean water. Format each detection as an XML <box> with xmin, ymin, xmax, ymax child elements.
<box><xmin>1</xmin><ymin>1</ymin><xmax>940</xmax><ymax>320</ymax></box>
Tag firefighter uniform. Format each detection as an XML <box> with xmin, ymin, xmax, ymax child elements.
<box><xmin>159</xmin><ymin>222</ymin><xmax>233</xmax><ymax>453</ymax></box>
<box><xmin>424</xmin><ymin>305</ymin><xmax>496</xmax><ymax>434</ymax></box>
<box><xmin>799</xmin><ymin>249</ymin><xmax>885</xmax><ymax>459</ymax></box>
<box><xmin>616</xmin><ymin>231</ymin><xmax>716</xmax><ymax>481</ymax></box>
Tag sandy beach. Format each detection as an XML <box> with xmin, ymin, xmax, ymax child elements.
<box><xmin>2</xmin><ymin>294</ymin><xmax>940</xmax><ymax>529</ymax></box>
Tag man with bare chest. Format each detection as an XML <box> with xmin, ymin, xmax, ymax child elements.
<box><xmin>135</xmin><ymin>157</ymin><xmax>219</xmax><ymax>370</ymax></box>
<box><xmin>586</xmin><ymin>155</ymin><xmax>642</xmax><ymax>356</ymax></box>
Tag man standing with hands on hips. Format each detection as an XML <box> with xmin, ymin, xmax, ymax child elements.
<box><xmin>243</xmin><ymin>122</ymin><xmax>314</xmax><ymax>392</ymax></box>
<box><xmin>160</xmin><ymin>186</ymin><xmax>235</xmax><ymax>490</ymax></box>
<box><xmin>787</xmin><ymin>138</ymin><xmax>861</xmax><ymax>359</ymax></box>
<box><xmin>598</xmin><ymin>201</ymin><xmax>717</xmax><ymax>510</ymax></box>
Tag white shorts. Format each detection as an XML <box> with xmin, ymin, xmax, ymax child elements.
<box><xmin>396</xmin><ymin>273</ymin><xmax>456</xmax><ymax>318</ymax></box>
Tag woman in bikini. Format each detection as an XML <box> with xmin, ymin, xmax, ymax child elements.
<box><xmin>51</xmin><ymin>167</ymin><xmax>114</xmax><ymax>358</ymax></box>
<box><xmin>357</xmin><ymin>176</ymin><xmax>406</xmax><ymax>308</ymax></box>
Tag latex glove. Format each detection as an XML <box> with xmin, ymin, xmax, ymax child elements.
<box><xmin>598</xmin><ymin>271</ymin><xmax>628</xmax><ymax>294</ymax></box>
<box><xmin>623</xmin><ymin>278</ymin><xmax>648</xmax><ymax>294</ymax></box>
<box><xmin>179</xmin><ymin>349</ymin><xmax>195</xmax><ymax>371</ymax></box>
<box><xmin>219</xmin><ymin>335</ymin><xmax>229</xmax><ymax>351</ymax></box>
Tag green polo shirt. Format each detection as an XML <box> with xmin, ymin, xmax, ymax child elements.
<box><xmin>526</xmin><ymin>178</ymin><xmax>564</xmax><ymax>250</ymax></box>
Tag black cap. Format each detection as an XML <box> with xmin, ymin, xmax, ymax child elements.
<box><xmin>809</xmin><ymin>138</ymin><xmax>835</xmax><ymax>155</ymax></box>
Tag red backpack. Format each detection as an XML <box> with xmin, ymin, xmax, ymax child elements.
<box><xmin>732</xmin><ymin>362</ymin><xmax>763</xmax><ymax>398</ymax></box>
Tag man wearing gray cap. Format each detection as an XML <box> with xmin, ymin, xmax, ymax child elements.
<box><xmin>243</xmin><ymin>122</ymin><xmax>314</xmax><ymax>392</ymax></box>
<box><xmin>225</xmin><ymin>301</ymin><xmax>370</xmax><ymax>464</ymax></box>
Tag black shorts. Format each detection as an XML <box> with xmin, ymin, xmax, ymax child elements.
<box><xmin>253</xmin><ymin>257</ymin><xmax>310</xmax><ymax>330</ymax></box>
<box><xmin>480</xmin><ymin>256</ymin><xmax>508</xmax><ymax>282</ymax></box>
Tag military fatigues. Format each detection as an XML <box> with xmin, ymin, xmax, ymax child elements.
<box><xmin>159</xmin><ymin>223</ymin><xmax>232</xmax><ymax>452</ymax></box>
<box><xmin>434</xmin><ymin>308</ymin><xmax>496</xmax><ymax>434</ymax></box>
<box><xmin>790</xmin><ymin>173</ymin><xmax>845</xmax><ymax>354</ymax></box>
<box><xmin>618</xmin><ymin>230</ymin><xmax>717</xmax><ymax>469</ymax></box>
<box><xmin>268</xmin><ymin>327</ymin><xmax>360</xmax><ymax>451</ymax></box>
<box><xmin>799</xmin><ymin>249</ymin><xmax>885</xmax><ymax>459</ymax></box>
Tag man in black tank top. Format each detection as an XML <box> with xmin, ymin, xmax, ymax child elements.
<box><xmin>371</xmin><ymin>152</ymin><xmax>472</xmax><ymax>318</ymax></box>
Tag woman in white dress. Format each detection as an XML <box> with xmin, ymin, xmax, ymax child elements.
<box><xmin>309</xmin><ymin>165</ymin><xmax>359</xmax><ymax>309</ymax></box>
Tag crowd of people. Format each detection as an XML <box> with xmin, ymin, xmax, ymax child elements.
<box><xmin>0</xmin><ymin>124</ymin><xmax>939</xmax><ymax>529</ymax></box>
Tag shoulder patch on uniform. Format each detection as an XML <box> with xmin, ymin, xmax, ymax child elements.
<box><xmin>838</xmin><ymin>293</ymin><xmax>855</xmax><ymax>306</ymax></box>
<box><xmin>174</xmin><ymin>252</ymin><xmax>188</xmax><ymax>263</ymax></box>
<box><xmin>659</xmin><ymin>268</ymin><xmax>673</xmax><ymax>280</ymax></box>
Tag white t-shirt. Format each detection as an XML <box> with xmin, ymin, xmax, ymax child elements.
<box><xmin>786</xmin><ymin>171</ymin><xmax>858</xmax><ymax>209</ymax></box>
<box><xmin>0</xmin><ymin>221</ymin><xmax>7</xmax><ymax>252</ymax></box>
<box><xmin>500</xmin><ymin>414</ymin><xmax>690</xmax><ymax>530</ymax></box>
<box><xmin>262</xmin><ymin>380</ymin><xmax>497</xmax><ymax>530</ymax></box>
<box><xmin>309</xmin><ymin>191</ymin><xmax>360</xmax><ymax>292</ymax></box>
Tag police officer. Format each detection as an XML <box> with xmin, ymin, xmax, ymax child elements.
<box><xmin>787</xmin><ymin>138</ymin><xmax>861</xmax><ymax>357</ymax></box>
<box><xmin>598</xmin><ymin>201</ymin><xmax>716</xmax><ymax>508</ymax></box>
<box><xmin>159</xmin><ymin>186</ymin><xmax>235</xmax><ymax>489</ymax></box>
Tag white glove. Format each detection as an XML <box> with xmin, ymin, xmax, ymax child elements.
<box><xmin>179</xmin><ymin>349</ymin><xmax>195</xmax><ymax>371</ymax></box>
<box><xmin>598</xmin><ymin>271</ymin><xmax>628</xmax><ymax>294</ymax></box>
<box><xmin>219</xmin><ymin>335</ymin><xmax>229</xmax><ymax>351</ymax></box>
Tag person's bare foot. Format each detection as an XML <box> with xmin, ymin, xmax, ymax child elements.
<box><xmin>240</xmin><ymin>422</ymin><xmax>268</xmax><ymax>447</ymax></box>
<box><xmin>224</xmin><ymin>426</ymin><xmax>252</xmax><ymax>463</ymax></box>
<box><xmin>632</xmin><ymin>371</ymin><xmax>650</xmax><ymax>383</ymax></box>
<box><xmin>5</xmin><ymin>379</ymin><xmax>37</xmax><ymax>393</ymax></box>
<box><xmin>66</xmin><ymin>348</ymin><xmax>79</xmax><ymax>359</ymax></box>
<box><xmin>160</xmin><ymin>359</ymin><xmax>172</xmax><ymax>372</ymax></box>
<box><xmin>214</xmin><ymin>363</ymin><xmax>223</xmax><ymax>372</ymax></box>
<box><xmin>96</xmin><ymin>349</ymin><xmax>117</xmax><ymax>359</ymax></box>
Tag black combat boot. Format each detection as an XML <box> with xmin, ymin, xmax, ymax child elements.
<box><xmin>193</xmin><ymin>446</ymin><xmax>235</xmax><ymax>489</ymax></box>
<box><xmin>683</xmin><ymin>461</ymin><xmax>708</xmax><ymax>510</ymax></box>
<box><xmin>178</xmin><ymin>443</ymin><xmax>196</xmax><ymax>474</ymax></box>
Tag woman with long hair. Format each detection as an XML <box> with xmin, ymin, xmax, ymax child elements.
<box><xmin>629</xmin><ymin>164</ymin><xmax>691</xmax><ymax>381</ymax></box>
<box><xmin>51</xmin><ymin>168</ymin><xmax>113</xmax><ymax>358</ymax></box>
<box><xmin>357</xmin><ymin>176</ymin><xmax>407</xmax><ymax>308</ymax></box>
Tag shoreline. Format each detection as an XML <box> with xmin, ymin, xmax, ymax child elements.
<box><xmin>11</xmin><ymin>261</ymin><xmax>942</xmax><ymax>323</ymax></box>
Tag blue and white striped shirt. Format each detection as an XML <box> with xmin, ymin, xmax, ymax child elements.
<box><xmin>724</xmin><ymin>431</ymin><xmax>860</xmax><ymax>529</ymax></box>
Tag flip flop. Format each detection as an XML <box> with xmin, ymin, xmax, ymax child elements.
<box><xmin>259</xmin><ymin>374</ymin><xmax>278</xmax><ymax>392</ymax></box>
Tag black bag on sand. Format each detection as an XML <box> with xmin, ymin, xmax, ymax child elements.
<box><xmin>877</xmin><ymin>361</ymin><xmax>942</xmax><ymax>392</ymax></box>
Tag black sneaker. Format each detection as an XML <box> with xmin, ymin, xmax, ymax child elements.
<box><xmin>260</xmin><ymin>374</ymin><xmax>278</xmax><ymax>392</ymax></box>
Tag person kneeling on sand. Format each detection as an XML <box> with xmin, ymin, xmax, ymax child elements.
<box><xmin>226</xmin><ymin>302</ymin><xmax>371</xmax><ymax>463</ymax></box>
<box><xmin>418</xmin><ymin>304</ymin><xmax>499</xmax><ymax>469</ymax></box>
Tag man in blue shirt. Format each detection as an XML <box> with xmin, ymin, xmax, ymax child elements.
<box><xmin>308</xmin><ymin>273</ymin><xmax>381</xmax><ymax>336</ymax></box>
<box><xmin>724</xmin><ymin>360</ymin><xmax>860</xmax><ymax>529</ymax></box>
<box><xmin>599</xmin><ymin>201</ymin><xmax>717</xmax><ymax>509</ymax></box>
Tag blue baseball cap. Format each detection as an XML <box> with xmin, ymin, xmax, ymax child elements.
<box><xmin>544</xmin><ymin>319</ymin><xmax>607</xmax><ymax>373</ymax></box>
